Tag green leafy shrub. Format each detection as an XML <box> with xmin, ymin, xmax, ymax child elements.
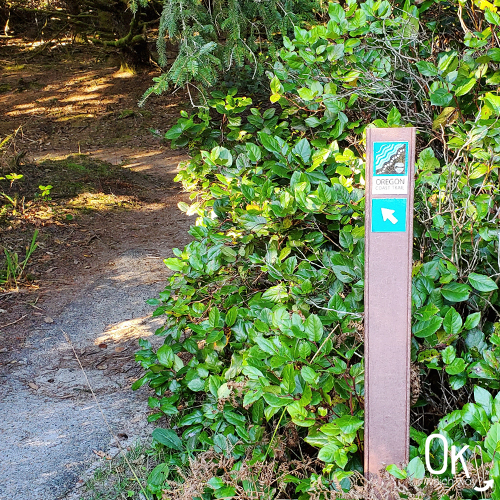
<box><xmin>136</xmin><ymin>0</ymin><xmax>500</xmax><ymax>498</ymax></box>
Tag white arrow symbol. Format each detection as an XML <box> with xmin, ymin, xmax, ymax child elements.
<box><xmin>381</xmin><ymin>207</ymin><xmax>398</xmax><ymax>224</ymax></box>
<box><xmin>474</xmin><ymin>479</ymin><xmax>494</xmax><ymax>492</ymax></box>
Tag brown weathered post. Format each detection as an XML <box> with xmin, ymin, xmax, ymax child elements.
<box><xmin>364</xmin><ymin>127</ymin><xmax>416</xmax><ymax>478</ymax></box>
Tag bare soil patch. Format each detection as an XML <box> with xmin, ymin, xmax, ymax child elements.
<box><xmin>0</xmin><ymin>39</ymin><xmax>184</xmax><ymax>152</ymax></box>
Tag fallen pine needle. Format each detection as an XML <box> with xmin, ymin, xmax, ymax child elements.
<box><xmin>0</xmin><ymin>314</ymin><xmax>28</xmax><ymax>330</ymax></box>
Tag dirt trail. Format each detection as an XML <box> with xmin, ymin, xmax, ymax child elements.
<box><xmin>0</xmin><ymin>43</ymin><xmax>193</xmax><ymax>499</ymax></box>
<box><xmin>0</xmin><ymin>151</ymin><xmax>192</xmax><ymax>499</ymax></box>
<box><xmin>0</xmin><ymin>150</ymin><xmax>192</xmax><ymax>499</ymax></box>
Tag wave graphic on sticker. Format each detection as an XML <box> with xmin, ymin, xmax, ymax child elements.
<box><xmin>374</xmin><ymin>143</ymin><xmax>407</xmax><ymax>175</ymax></box>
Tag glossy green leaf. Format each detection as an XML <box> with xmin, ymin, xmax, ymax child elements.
<box><xmin>246</xmin><ymin>142</ymin><xmax>262</xmax><ymax>162</ymax></box>
<box><xmin>178</xmin><ymin>410</ymin><xmax>203</xmax><ymax>426</ymax></box>
<box><xmin>187</xmin><ymin>378</ymin><xmax>206</xmax><ymax>392</ymax></box>
<box><xmin>468</xmin><ymin>273</ymin><xmax>498</xmax><ymax>292</ymax></box>
<box><xmin>163</xmin><ymin>258</ymin><xmax>185</xmax><ymax>272</ymax></box>
<box><xmin>318</xmin><ymin>442</ymin><xmax>340</xmax><ymax>463</ymax></box>
<box><xmin>333</xmin><ymin>415</ymin><xmax>364</xmax><ymax>434</ymax></box>
<box><xmin>406</xmin><ymin>457</ymin><xmax>426</xmax><ymax>480</ymax></box>
<box><xmin>430</xmin><ymin>88</ymin><xmax>453</xmax><ymax>107</ymax></box>
<box><xmin>485</xmin><ymin>8</ymin><xmax>500</xmax><ymax>25</ymax></box>
<box><xmin>208</xmin><ymin>477</ymin><xmax>225</xmax><ymax>489</ymax></box>
<box><xmin>243</xmin><ymin>389</ymin><xmax>262</xmax><ymax>407</ymax></box>
<box><xmin>304</xmin><ymin>314</ymin><xmax>323</xmax><ymax>342</ymax></box>
<box><xmin>225</xmin><ymin>306</ymin><xmax>238</xmax><ymax>327</ymax></box>
<box><xmin>464</xmin><ymin>312</ymin><xmax>481</xmax><ymax>330</ymax></box>
<box><xmin>386</xmin><ymin>464</ymin><xmax>407</xmax><ymax>479</ymax></box>
<box><xmin>441</xmin><ymin>283</ymin><xmax>471</xmax><ymax>302</ymax></box>
<box><xmin>209</xmin><ymin>307</ymin><xmax>221</xmax><ymax>327</ymax></box>
<box><xmin>412</xmin><ymin>316</ymin><xmax>443</xmax><ymax>338</ymax></box>
<box><xmin>415</xmin><ymin>61</ymin><xmax>438</xmax><ymax>76</ymax></box>
<box><xmin>442</xmin><ymin>345</ymin><xmax>456</xmax><ymax>364</ymax></box>
<box><xmin>474</xmin><ymin>385</ymin><xmax>493</xmax><ymax>417</ymax></box>
<box><xmin>281</xmin><ymin>364</ymin><xmax>296</xmax><ymax>394</ymax></box>
<box><xmin>454</xmin><ymin>78</ymin><xmax>476</xmax><ymax>97</ymax></box>
<box><xmin>242</xmin><ymin>366</ymin><xmax>264</xmax><ymax>379</ymax></box>
<box><xmin>293</xmin><ymin>138</ymin><xmax>312</xmax><ymax>163</ymax></box>
<box><xmin>485</xmin><ymin>422</ymin><xmax>500</xmax><ymax>456</ymax></box>
<box><xmin>298</xmin><ymin>87</ymin><xmax>316</xmax><ymax>101</ymax></box>
<box><xmin>443</xmin><ymin>307</ymin><xmax>462</xmax><ymax>335</ymax></box>
<box><xmin>263</xmin><ymin>393</ymin><xmax>294</xmax><ymax>407</ymax></box>
<box><xmin>270</xmin><ymin>75</ymin><xmax>281</xmax><ymax>94</ymax></box>
<box><xmin>484</xmin><ymin>92</ymin><xmax>500</xmax><ymax>114</ymax></box>
<box><xmin>299</xmin><ymin>384</ymin><xmax>312</xmax><ymax>407</ymax></box>
<box><xmin>301</xmin><ymin>366</ymin><xmax>319</xmax><ymax>385</ymax></box>
<box><xmin>445</xmin><ymin>357</ymin><xmax>466</xmax><ymax>375</ymax></box>
<box><xmin>157</xmin><ymin>345</ymin><xmax>174</xmax><ymax>367</ymax></box>
<box><xmin>215</xmin><ymin>486</ymin><xmax>236</xmax><ymax>498</ymax></box>
<box><xmin>462</xmin><ymin>403</ymin><xmax>490</xmax><ymax>436</ymax></box>
<box><xmin>152</xmin><ymin>428</ymin><xmax>183</xmax><ymax>451</ymax></box>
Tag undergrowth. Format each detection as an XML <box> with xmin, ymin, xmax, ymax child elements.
<box><xmin>75</xmin><ymin>442</ymin><xmax>165</xmax><ymax>500</ymax></box>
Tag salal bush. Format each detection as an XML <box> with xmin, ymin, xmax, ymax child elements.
<box><xmin>136</xmin><ymin>0</ymin><xmax>500</xmax><ymax>497</ymax></box>
<box><xmin>138</xmin><ymin>111</ymin><xmax>367</xmax><ymax>481</ymax></box>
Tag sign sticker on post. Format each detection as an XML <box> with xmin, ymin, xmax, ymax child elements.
<box><xmin>371</xmin><ymin>198</ymin><xmax>407</xmax><ymax>233</ymax></box>
<box><xmin>372</xmin><ymin>141</ymin><xmax>409</xmax><ymax>195</ymax></box>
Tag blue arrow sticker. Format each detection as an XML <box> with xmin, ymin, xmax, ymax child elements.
<box><xmin>372</xmin><ymin>198</ymin><xmax>407</xmax><ymax>233</ymax></box>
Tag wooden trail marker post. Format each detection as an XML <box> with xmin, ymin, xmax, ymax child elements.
<box><xmin>364</xmin><ymin>127</ymin><xmax>416</xmax><ymax>478</ymax></box>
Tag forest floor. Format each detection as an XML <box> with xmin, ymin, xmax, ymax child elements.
<box><xmin>0</xmin><ymin>39</ymin><xmax>192</xmax><ymax>499</ymax></box>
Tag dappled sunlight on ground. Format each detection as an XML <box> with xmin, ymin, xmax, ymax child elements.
<box><xmin>90</xmin><ymin>147</ymin><xmax>186</xmax><ymax>176</ymax></box>
<box><xmin>0</xmin><ymin>40</ymin><xmax>191</xmax><ymax>345</ymax></box>
<box><xmin>94</xmin><ymin>316</ymin><xmax>164</xmax><ymax>345</ymax></box>
<box><xmin>112</xmin><ymin>67</ymin><xmax>137</xmax><ymax>79</ymax></box>
<box><xmin>58</xmin><ymin>94</ymin><xmax>101</xmax><ymax>103</ymax></box>
<box><xmin>66</xmin><ymin>192</ymin><xmax>139</xmax><ymax>210</ymax></box>
<box><xmin>0</xmin><ymin>43</ymin><xmax>187</xmax><ymax>159</ymax></box>
<box><xmin>2</xmin><ymin>69</ymin><xmax>119</xmax><ymax>121</ymax></box>
<box><xmin>28</xmin><ymin>148</ymin><xmax>186</xmax><ymax>185</ymax></box>
<box><xmin>106</xmin><ymin>255</ymin><xmax>166</xmax><ymax>284</ymax></box>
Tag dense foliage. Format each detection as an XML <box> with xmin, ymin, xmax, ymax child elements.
<box><xmin>135</xmin><ymin>0</ymin><xmax>500</xmax><ymax>498</ymax></box>
<box><xmin>139</xmin><ymin>0</ymin><xmax>327</xmax><ymax>99</ymax></box>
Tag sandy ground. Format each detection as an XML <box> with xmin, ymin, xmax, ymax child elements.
<box><xmin>0</xmin><ymin>150</ymin><xmax>193</xmax><ymax>499</ymax></box>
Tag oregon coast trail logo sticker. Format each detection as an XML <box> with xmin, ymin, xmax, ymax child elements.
<box><xmin>372</xmin><ymin>141</ymin><xmax>409</xmax><ymax>194</ymax></box>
